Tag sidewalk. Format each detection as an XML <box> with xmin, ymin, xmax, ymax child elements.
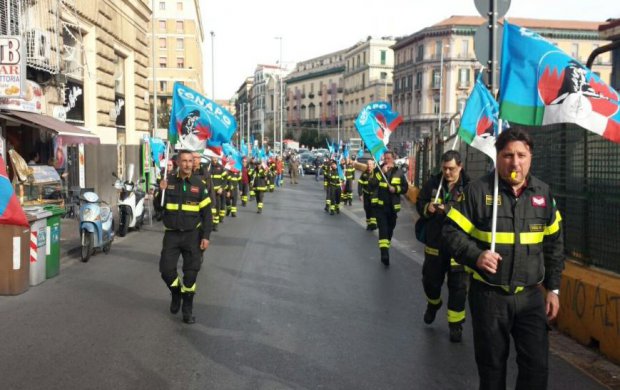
<box><xmin>59</xmin><ymin>217</ymin><xmax>81</xmax><ymax>262</ymax></box>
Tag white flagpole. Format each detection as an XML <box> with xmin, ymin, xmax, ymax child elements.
<box><xmin>490</xmin><ymin>118</ymin><xmax>502</xmax><ymax>252</ymax></box>
<box><xmin>160</xmin><ymin>142</ymin><xmax>170</xmax><ymax>208</ymax></box>
<box><xmin>433</xmin><ymin>120</ymin><xmax>460</xmax><ymax>204</ymax></box>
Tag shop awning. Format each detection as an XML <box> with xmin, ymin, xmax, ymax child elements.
<box><xmin>0</xmin><ymin>110</ymin><xmax>100</xmax><ymax>145</ymax></box>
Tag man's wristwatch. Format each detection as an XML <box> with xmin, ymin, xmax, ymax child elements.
<box><xmin>552</xmin><ymin>289</ymin><xmax>560</xmax><ymax>296</ymax></box>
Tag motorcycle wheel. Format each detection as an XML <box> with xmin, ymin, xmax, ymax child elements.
<box><xmin>118</xmin><ymin>212</ymin><xmax>128</xmax><ymax>237</ymax></box>
<box><xmin>81</xmin><ymin>231</ymin><xmax>93</xmax><ymax>262</ymax></box>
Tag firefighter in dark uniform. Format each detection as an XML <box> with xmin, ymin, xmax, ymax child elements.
<box><xmin>367</xmin><ymin>151</ymin><xmax>408</xmax><ymax>266</ymax></box>
<box><xmin>240</xmin><ymin>157</ymin><xmax>250</xmax><ymax>206</ymax></box>
<box><xmin>211</xmin><ymin>158</ymin><xmax>228</xmax><ymax>226</ymax></box>
<box><xmin>357</xmin><ymin>159</ymin><xmax>377</xmax><ymax>230</ymax></box>
<box><xmin>251</xmin><ymin>161</ymin><xmax>268</xmax><ymax>213</ymax></box>
<box><xmin>416</xmin><ymin>150</ymin><xmax>470</xmax><ymax>342</ymax></box>
<box><xmin>443</xmin><ymin>128</ymin><xmax>564</xmax><ymax>389</ymax></box>
<box><xmin>268</xmin><ymin>158</ymin><xmax>276</xmax><ymax>192</ymax></box>
<box><xmin>248</xmin><ymin>158</ymin><xmax>256</xmax><ymax>200</ymax></box>
<box><xmin>322</xmin><ymin>157</ymin><xmax>331</xmax><ymax>212</ymax></box>
<box><xmin>226</xmin><ymin>165</ymin><xmax>240</xmax><ymax>217</ymax></box>
<box><xmin>157</xmin><ymin>150</ymin><xmax>212</xmax><ymax>324</ymax></box>
<box><xmin>327</xmin><ymin>159</ymin><xmax>342</xmax><ymax>215</ymax></box>
<box><xmin>341</xmin><ymin>159</ymin><xmax>356</xmax><ymax>205</ymax></box>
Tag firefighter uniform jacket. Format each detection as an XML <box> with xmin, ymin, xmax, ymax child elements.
<box><xmin>344</xmin><ymin>165</ymin><xmax>355</xmax><ymax>181</ymax></box>
<box><xmin>227</xmin><ymin>170</ymin><xmax>241</xmax><ymax>190</ymax></box>
<box><xmin>327</xmin><ymin>170</ymin><xmax>342</xmax><ymax>188</ymax></box>
<box><xmin>252</xmin><ymin>166</ymin><xmax>268</xmax><ymax>191</ymax></box>
<box><xmin>443</xmin><ymin>172</ymin><xmax>565</xmax><ymax>292</ymax></box>
<box><xmin>367</xmin><ymin>165</ymin><xmax>408</xmax><ymax>212</ymax></box>
<box><xmin>416</xmin><ymin>172</ymin><xmax>470</xmax><ymax>253</ymax></box>
<box><xmin>158</xmin><ymin>173</ymin><xmax>212</xmax><ymax>240</ymax></box>
<box><xmin>211</xmin><ymin>164</ymin><xmax>228</xmax><ymax>192</ymax></box>
<box><xmin>358</xmin><ymin>170</ymin><xmax>372</xmax><ymax>196</ymax></box>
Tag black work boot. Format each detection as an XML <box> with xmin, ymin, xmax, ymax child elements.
<box><xmin>380</xmin><ymin>248</ymin><xmax>390</xmax><ymax>267</ymax></box>
<box><xmin>449</xmin><ymin>322</ymin><xmax>463</xmax><ymax>343</ymax></box>
<box><xmin>169</xmin><ymin>285</ymin><xmax>181</xmax><ymax>314</ymax></box>
<box><xmin>423</xmin><ymin>301</ymin><xmax>442</xmax><ymax>324</ymax></box>
<box><xmin>181</xmin><ymin>292</ymin><xmax>196</xmax><ymax>324</ymax></box>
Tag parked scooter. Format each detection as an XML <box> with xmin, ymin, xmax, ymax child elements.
<box><xmin>79</xmin><ymin>190</ymin><xmax>114</xmax><ymax>262</ymax></box>
<box><xmin>113</xmin><ymin>164</ymin><xmax>146</xmax><ymax>237</ymax></box>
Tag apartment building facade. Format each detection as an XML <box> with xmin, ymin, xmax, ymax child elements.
<box><xmin>250</xmin><ymin>64</ymin><xmax>286</xmax><ymax>147</ymax></box>
<box><xmin>148</xmin><ymin>0</ymin><xmax>205</xmax><ymax>138</ymax></box>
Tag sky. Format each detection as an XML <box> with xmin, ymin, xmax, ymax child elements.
<box><xmin>200</xmin><ymin>0</ymin><xmax>617</xmax><ymax>101</ymax></box>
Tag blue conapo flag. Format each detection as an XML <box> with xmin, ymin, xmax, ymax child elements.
<box><xmin>458</xmin><ymin>73</ymin><xmax>500</xmax><ymax>161</ymax></box>
<box><xmin>168</xmin><ymin>82</ymin><xmax>237</xmax><ymax>151</ymax></box>
<box><xmin>354</xmin><ymin>101</ymin><xmax>403</xmax><ymax>162</ymax></box>
<box><xmin>222</xmin><ymin>143</ymin><xmax>243</xmax><ymax>171</ymax></box>
<box><xmin>499</xmin><ymin>21</ymin><xmax>620</xmax><ymax>142</ymax></box>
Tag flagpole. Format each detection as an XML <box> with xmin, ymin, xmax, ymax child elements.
<box><xmin>432</xmin><ymin>122</ymin><xmax>459</xmax><ymax>204</ymax></box>
<box><xmin>160</xmin><ymin>141</ymin><xmax>170</xmax><ymax>207</ymax></box>
<box><xmin>490</xmin><ymin>118</ymin><xmax>502</xmax><ymax>252</ymax></box>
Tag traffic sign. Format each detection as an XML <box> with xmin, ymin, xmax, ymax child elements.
<box><xmin>474</xmin><ymin>0</ymin><xmax>511</xmax><ymax>18</ymax></box>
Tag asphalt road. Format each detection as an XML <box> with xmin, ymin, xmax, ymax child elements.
<box><xmin>0</xmin><ymin>175</ymin><xmax>608</xmax><ymax>389</ymax></box>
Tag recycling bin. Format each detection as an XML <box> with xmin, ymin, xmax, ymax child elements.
<box><xmin>0</xmin><ymin>224</ymin><xmax>30</xmax><ymax>295</ymax></box>
<box><xmin>43</xmin><ymin>205</ymin><xmax>64</xmax><ymax>279</ymax></box>
<box><xmin>25</xmin><ymin>208</ymin><xmax>52</xmax><ymax>287</ymax></box>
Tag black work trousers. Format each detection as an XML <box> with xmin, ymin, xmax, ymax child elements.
<box><xmin>469</xmin><ymin>280</ymin><xmax>549</xmax><ymax>390</ymax></box>
<box><xmin>422</xmin><ymin>251</ymin><xmax>469</xmax><ymax>323</ymax></box>
<box><xmin>375</xmin><ymin>206</ymin><xmax>397</xmax><ymax>249</ymax></box>
<box><xmin>159</xmin><ymin>229</ymin><xmax>203</xmax><ymax>288</ymax></box>
<box><xmin>362</xmin><ymin>193</ymin><xmax>375</xmax><ymax>227</ymax></box>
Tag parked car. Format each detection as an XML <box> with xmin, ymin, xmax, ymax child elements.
<box><xmin>313</xmin><ymin>148</ymin><xmax>329</xmax><ymax>157</ymax></box>
<box><xmin>300</xmin><ymin>154</ymin><xmax>318</xmax><ymax>174</ymax></box>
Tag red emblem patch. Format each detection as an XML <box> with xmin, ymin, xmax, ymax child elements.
<box><xmin>531</xmin><ymin>195</ymin><xmax>546</xmax><ymax>208</ymax></box>
<box><xmin>190</xmin><ymin>186</ymin><xmax>199</xmax><ymax>194</ymax></box>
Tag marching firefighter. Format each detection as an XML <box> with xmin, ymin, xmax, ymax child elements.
<box><xmin>211</xmin><ymin>157</ymin><xmax>228</xmax><ymax>226</ymax></box>
<box><xmin>416</xmin><ymin>150</ymin><xmax>470</xmax><ymax>342</ymax></box>
<box><xmin>156</xmin><ymin>149</ymin><xmax>212</xmax><ymax>324</ymax></box>
<box><xmin>322</xmin><ymin>157</ymin><xmax>331</xmax><ymax>212</ymax></box>
<box><xmin>252</xmin><ymin>161</ymin><xmax>268</xmax><ymax>213</ymax></box>
<box><xmin>240</xmin><ymin>157</ymin><xmax>250</xmax><ymax>206</ymax></box>
<box><xmin>341</xmin><ymin>158</ymin><xmax>356</xmax><ymax>205</ymax></box>
<box><xmin>357</xmin><ymin>159</ymin><xmax>377</xmax><ymax>230</ymax></box>
<box><xmin>268</xmin><ymin>158</ymin><xmax>276</xmax><ymax>192</ymax></box>
<box><xmin>248</xmin><ymin>157</ymin><xmax>256</xmax><ymax>200</ymax></box>
<box><xmin>327</xmin><ymin>159</ymin><xmax>343</xmax><ymax>215</ymax></box>
<box><xmin>226</xmin><ymin>164</ymin><xmax>241</xmax><ymax>217</ymax></box>
<box><xmin>367</xmin><ymin>151</ymin><xmax>408</xmax><ymax>266</ymax></box>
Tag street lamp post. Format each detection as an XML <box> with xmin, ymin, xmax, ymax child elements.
<box><xmin>433</xmin><ymin>43</ymin><xmax>448</xmax><ymax>168</ymax></box>
<box><xmin>275</xmin><ymin>36</ymin><xmax>284</xmax><ymax>156</ymax></box>
<box><xmin>210</xmin><ymin>31</ymin><xmax>215</xmax><ymax>99</ymax></box>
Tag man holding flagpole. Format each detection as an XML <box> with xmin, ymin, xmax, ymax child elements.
<box><xmin>443</xmin><ymin>128</ymin><xmax>564</xmax><ymax>389</ymax></box>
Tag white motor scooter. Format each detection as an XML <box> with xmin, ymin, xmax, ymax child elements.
<box><xmin>113</xmin><ymin>164</ymin><xmax>146</xmax><ymax>237</ymax></box>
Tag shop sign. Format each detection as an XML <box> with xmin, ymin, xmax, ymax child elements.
<box><xmin>0</xmin><ymin>80</ymin><xmax>45</xmax><ymax>113</ymax></box>
<box><xmin>0</xmin><ymin>36</ymin><xmax>26</xmax><ymax>99</ymax></box>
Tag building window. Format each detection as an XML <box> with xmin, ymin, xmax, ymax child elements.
<box><xmin>159</xmin><ymin>1</ymin><xmax>165</xmax><ymax>10</ymax></box>
<box><xmin>415</xmin><ymin>72</ymin><xmax>422</xmax><ymax>89</ymax></box>
<box><xmin>159</xmin><ymin>38</ymin><xmax>166</xmax><ymax>48</ymax></box>
<box><xmin>381</xmin><ymin>50</ymin><xmax>386</xmax><ymax>65</ymax></box>
<box><xmin>380</xmin><ymin>71</ymin><xmax>387</xmax><ymax>80</ymax></box>
<box><xmin>435</xmin><ymin>40</ymin><xmax>442</xmax><ymax>59</ymax></box>
<box><xmin>160</xmin><ymin>80</ymin><xmax>167</xmax><ymax>92</ymax></box>
<box><xmin>458</xmin><ymin>68</ymin><xmax>470</xmax><ymax>87</ymax></box>
<box><xmin>363</xmin><ymin>51</ymin><xmax>366</xmax><ymax>65</ymax></box>
<box><xmin>433</xmin><ymin>96</ymin><xmax>440</xmax><ymax>114</ymax></box>
<box><xmin>461</xmin><ymin>40</ymin><xmax>468</xmax><ymax>58</ymax></box>
<box><xmin>571</xmin><ymin>43</ymin><xmax>579</xmax><ymax>59</ymax></box>
<box><xmin>176</xmin><ymin>21</ymin><xmax>184</xmax><ymax>33</ymax></box>
<box><xmin>432</xmin><ymin>69</ymin><xmax>441</xmax><ymax>88</ymax></box>
<box><xmin>177</xmin><ymin>57</ymin><xmax>184</xmax><ymax>68</ymax></box>
<box><xmin>177</xmin><ymin>1</ymin><xmax>183</xmax><ymax>10</ymax></box>
<box><xmin>159</xmin><ymin>20</ymin><xmax>166</xmax><ymax>30</ymax></box>
<box><xmin>416</xmin><ymin>44</ymin><xmax>424</xmax><ymax>62</ymax></box>
<box><xmin>416</xmin><ymin>97</ymin><xmax>421</xmax><ymax>114</ymax></box>
<box><xmin>176</xmin><ymin>38</ymin><xmax>184</xmax><ymax>50</ymax></box>
<box><xmin>159</xmin><ymin>57</ymin><xmax>167</xmax><ymax>68</ymax></box>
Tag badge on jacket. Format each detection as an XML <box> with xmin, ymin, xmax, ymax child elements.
<box><xmin>190</xmin><ymin>186</ymin><xmax>199</xmax><ymax>194</ymax></box>
<box><xmin>531</xmin><ymin>196</ymin><xmax>546</xmax><ymax>207</ymax></box>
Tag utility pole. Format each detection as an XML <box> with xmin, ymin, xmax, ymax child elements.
<box><xmin>151</xmin><ymin>0</ymin><xmax>157</xmax><ymax>137</ymax></box>
<box><xmin>276</xmin><ymin>36</ymin><xmax>284</xmax><ymax>156</ymax></box>
<box><xmin>210</xmin><ymin>31</ymin><xmax>215</xmax><ymax>99</ymax></box>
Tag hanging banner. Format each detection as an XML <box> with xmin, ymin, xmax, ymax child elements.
<box><xmin>0</xmin><ymin>36</ymin><xmax>26</xmax><ymax>99</ymax></box>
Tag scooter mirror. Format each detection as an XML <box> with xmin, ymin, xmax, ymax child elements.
<box><xmin>127</xmin><ymin>164</ymin><xmax>135</xmax><ymax>183</ymax></box>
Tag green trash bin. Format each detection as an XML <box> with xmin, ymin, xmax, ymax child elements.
<box><xmin>43</xmin><ymin>205</ymin><xmax>64</xmax><ymax>279</ymax></box>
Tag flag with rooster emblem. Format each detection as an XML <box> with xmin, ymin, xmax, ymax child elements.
<box><xmin>354</xmin><ymin>101</ymin><xmax>403</xmax><ymax>161</ymax></box>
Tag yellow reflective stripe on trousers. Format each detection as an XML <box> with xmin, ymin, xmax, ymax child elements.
<box><xmin>450</xmin><ymin>258</ymin><xmax>459</xmax><ymax>267</ymax></box>
<box><xmin>447</xmin><ymin>309</ymin><xmax>466</xmax><ymax>323</ymax></box>
<box><xmin>170</xmin><ymin>276</ymin><xmax>180</xmax><ymax>288</ymax></box>
<box><xmin>378</xmin><ymin>239</ymin><xmax>390</xmax><ymax>249</ymax></box>
<box><xmin>199</xmin><ymin>197</ymin><xmax>211</xmax><ymax>208</ymax></box>
<box><xmin>181</xmin><ymin>283</ymin><xmax>196</xmax><ymax>293</ymax></box>
<box><xmin>425</xmin><ymin>246</ymin><xmax>439</xmax><ymax>256</ymax></box>
<box><xmin>426</xmin><ymin>295</ymin><xmax>441</xmax><ymax>305</ymax></box>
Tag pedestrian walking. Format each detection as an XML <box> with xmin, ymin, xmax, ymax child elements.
<box><xmin>416</xmin><ymin>150</ymin><xmax>470</xmax><ymax>342</ymax></box>
<box><xmin>443</xmin><ymin>128</ymin><xmax>564</xmax><ymax>389</ymax></box>
<box><xmin>327</xmin><ymin>159</ymin><xmax>342</xmax><ymax>215</ymax></box>
<box><xmin>290</xmin><ymin>156</ymin><xmax>300</xmax><ymax>184</ymax></box>
<box><xmin>367</xmin><ymin>151</ymin><xmax>408</xmax><ymax>266</ymax></box>
<box><xmin>156</xmin><ymin>150</ymin><xmax>212</xmax><ymax>324</ymax></box>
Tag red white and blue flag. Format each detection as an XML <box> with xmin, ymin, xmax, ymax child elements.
<box><xmin>354</xmin><ymin>101</ymin><xmax>403</xmax><ymax>161</ymax></box>
<box><xmin>0</xmin><ymin>155</ymin><xmax>29</xmax><ymax>227</ymax></box>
